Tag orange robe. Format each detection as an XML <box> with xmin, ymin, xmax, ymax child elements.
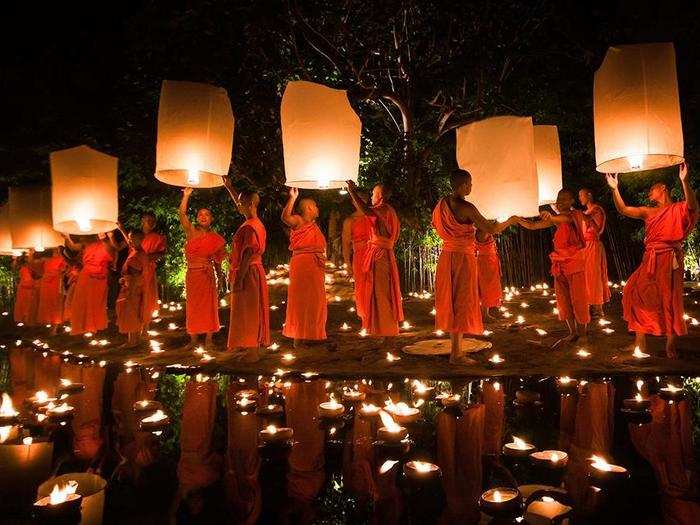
<box><xmin>63</xmin><ymin>265</ymin><xmax>79</xmax><ymax>322</ymax></box>
<box><xmin>350</xmin><ymin>215</ymin><xmax>371</xmax><ymax>323</ymax></box>
<box><xmin>283</xmin><ymin>222</ymin><xmax>327</xmax><ymax>340</ymax></box>
<box><xmin>476</xmin><ymin>234</ymin><xmax>503</xmax><ymax>309</ymax></box>
<box><xmin>185</xmin><ymin>231</ymin><xmax>226</xmax><ymax>335</ymax></box>
<box><xmin>69</xmin><ymin>241</ymin><xmax>113</xmax><ymax>335</ymax></box>
<box><xmin>582</xmin><ymin>204</ymin><xmax>611</xmax><ymax>306</ymax></box>
<box><xmin>359</xmin><ymin>203</ymin><xmax>403</xmax><ymax>336</ymax></box>
<box><xmin>14</xmin><ymin>265</ymin><xmax>40</xmax><ymax>325</ymax></box>
<box><xmin>432</xmin><ymin>198</ymin><xmax>483</xmax><ymax>335</ymax></box>
<box><xmin>550</xmin><ymin>211</ymin><xmax>590</xmax><ymax>325</ymax></box>
<box><xmin>116</xmin><ymin>248</ymin><xmax>148</xmax><ymax>334</ymax></box>
<box><xmin>623</xmin><ymin>202</ymin><xmax>698</xmax><ymax>336</ymax></box>
<box><xmin>37</xmin><ymin>255</ymin><xmax>66</xmax><ymax>325</ymax></box>
<box><xmin>141</xmin><ymin>231</ymin><xmax>167</xmax><ymax>321</ymax></box>
<box><xmin>228</xmin><ymin>218</ymin><xmax>270</xmax><ymax>349</ymax></box>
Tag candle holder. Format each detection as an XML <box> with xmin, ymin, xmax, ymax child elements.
<box><xmin>588</xmin><ymin>457</ymin><xmax>629</xmax><ymax>489</ymax></box>
<box><xmin>377</xmin><ymin>426</ymin><xmax>408</xmax><ymax>443</ymax></box>
<box><xmin>621</xmin><ymin>408</ymin><xmax>652</xmax><ymax>425</ymax></box>
<box><xmin>259</xmin><ymin>425</ymin><xmax>294</xmax><ymax>445</ymax></box>
<box><xmin>529</xmin><ymin>450</ymin><xmax>569</xmax><ymax>469</ymax></box>
<box><xmin>403</xmin><ymin>460</ymin><xmax>441</xmax><ymax>482</ymax></box>
<box><xmin>56</xmin><ymin>380</ymin><xmax>85</xmax><ymax>398</ymax></box>
<box><xmin>556</xmin><ymin>377</ymin><xmax>578</xmax><ymax>396</ymax></box>
<box><xmin>26</xmin><ymin>391</ymin><xmax>57</xmax><ymax>410</ymax></box>
<box><xmin>622</xmin><ymin>396</ymin><xmax>651</xmax><ymax>410</ymax></box>
<box><xmin>358</xmin><ymin>403</ymin><xmax>381</xmax><ymax>419</ymax></box>
<box><xmin>411</xmin><ymin>384</ymin><xmax>435</xmax><ymax>401</ymax></box>
<box><xmin>138</xmin><ymin>410</ymin><xmax>170</xmax><ymax>433</ymax></box>
<box><xmin>46</xmin><ymin>404</ymin><xmax>76</xmax><ymax>425</ymax></box>
<box><xmin>659</xmin><ymin>385</ymin><xmax>685</xmax><ymax>403</ymax></box>
<box><xmin>502</xmin><ymin>437</ymin><xmax>536</xmax><ymax>459</ymax></box>
<box><xmin>235</xmin><ymin>396</ymin><xmax>257</xmax><ymax>412</ymax></box>
<box><xmin>33</xmin><ymin>492</ymin><xmax>83</xmax><ymax>525</ymax></box>
<box><xmin>384</xmin><ymin>403</ymin><xmax>420</xmax><ymax>424</ymax></box>
<box><xmin>318</xmin><ymin>400</ymin><xmax>345</xmax><ymax>419</ymax></box>
<box><xmin>342</xmin><ymin>390</ymin><xmax>366</xmax><ymax>403</ymax></box>
<box><xmin>478</xmin><ymin>487</ymin><xmax>522</xmax><ymax>520</ymax></box>
<box><xmin>256</xmin><ymin>404</ymin><xmax>284</xmax><ymax>417</ymax></box>
<box><xmin>235</xmin><ymin>389</ymin><xmax>258</xmax><ymax>401</ymax></box>
<box><xmin>132</xmin><ymin>400</ymin><xmax>162</xmax><ymax>415</ymax></box>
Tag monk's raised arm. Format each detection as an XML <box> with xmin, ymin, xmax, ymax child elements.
<box><xmin>606</xmin><ymin>174</ymin><xmax>648</xmax><ymax>220</ymax></box>
<box><xmin>222</xmin><ymin>176</ymin><xmax>242</xmax><ymax>208</ymax></box>
<box><xmin>281</xmin><ymin>187</ymin><xmax>303</xmax><ymax>228</ymax></box>
<box><xmin>345</xmin><ymin>180</ymin><xmax>374</xmax><ymax>217</ymax></box>
<box><xmin>179</xmin><ymin>187</ymin><xmax>195</xmax><ymax>237</ymax></box>
<box><xmin>62</xmin><ymin>233</ymin><xmax>82</xmax><ymax>252</ymax></box>
<box><xmin>679</xmin><ymin>162</ymin><xmax>698</xmax><ymax>211</ymax></box>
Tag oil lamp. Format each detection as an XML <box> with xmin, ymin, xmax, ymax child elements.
<box><xmin>502</xmin><ymin>436</ymin><xmax>536</xmax><ymax>458</ymax></box>
<box><xmin>403</xmin><ymin>460</ymin><xmax>441</xmax><ymax>482</ymax></box>
<box><xmin>256</xmin><ymin>404</ymin><xmax>284</xmax><ymax>417</ymax></box>
<box><xmin>411</xmin><ymin>380</ymin><xmax>435</xmax><ymax>400</ymax></box>
<box><xmin>27</xmin><ymin>390</ymin><xmax>57</xmax><ymax>409</ymax></box>
<box><xmin>57</xmin><ymin>379</ymin><xmax>84</xmax><ymax>397</ymax></box>
<box><xmin>478</xmin><ymin>487</ymin><xmax>522</xmax><ymax>520</ymax></box>
<box><xmin>529</xmin><ymin>450</ymin><xmax>568</xmax><ymax>469</ymax></box>
<box><xmin>376</xmin><ymin>410</ymin><xmax>408</xmax><ymax>443</ymax></box>
<box><xmin>318</xmin><ymin>394</ymin><xmax>345</xmax><ymax>419</ymax></box>
<box><xmin>139</xmin><ymin>410</ymin><xmax>170</xmax><ymax>433</ymax></box>
<box><xmin>588</xmin><ymin>455</ymin><xmax>629</xmax><ymax>487</ymax></box>
<box><xmin>132</xmin><ymin>400</ymin><xmax>162</xmax><ymax>415</ymax></box>
<box><xmin>659</xmin><ymin>384</ymin><xmax>685</xmax><ymax>403</ymax></box>
<box><xmin>622</xmin><ymin>392</ymin><xmax>651</xmax><ymax>411</ymax></box>
<box><xmin>342</xmin><ymin>388</ymin><xmax>365</xmax><ymax>403</ymax></box>
<box><xmin>359</xmin><ymin>403</ymin><xmax>380</xmax><ymax>418</ymax></box>
<box><xmin>33</xmin><ymin>481</ymin><xmax>82</xmax><ymax>524</ymax></box>
<box><xmin>46</xmin><ymin>403</ymin><xmax>75</xmax><ymax>424</ymax></box>
<box><xmin>384</xmin><ymin>400</ymin><xmax>420</xmax><ymax>424</ymax></box>
<box><xmin>437</xmin><ymin>393</ymin><xmax>461</xmax><ymax>408</ymax></box>
<box><xmin>259</xmin><ymin>424</ymin><xmax>293</xmax><ymax>444</ymax></box>
<box><xmin>556</xmin><ymin>376</ymin><xmax>578</xmax><ymax>396</ymax></box>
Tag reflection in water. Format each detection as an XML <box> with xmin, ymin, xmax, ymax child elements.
<box><xmin>0</xmin><ymin>346</ymin><xmax>699</xmax><ymax>524</ymax></box>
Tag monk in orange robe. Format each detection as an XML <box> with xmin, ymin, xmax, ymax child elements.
<box><xmin>516</xmin><ymin>189</ymin><xmax>590</xmax><ymax>346</ymax></box>
<box><xmin>578</xmin><ymin>189</ymin><xmax>610</xmax><ymax>316</ymax></box>
<box><xmin>140</xmin><ymin>212</ymin><xmax>167</xmax><ymax>327</ymax></box>
<box><xmin>179</xmin><ymin>187</ymin><xmax>226</xmax><ymax>350</ymax></box>
<box><xmin>13</xmin><ymin>250</ymin><xmax>41</xmax><ymax>326</ymax></box>
<box><xmin>116</xmin><ymin>230</ymin><xmax>149</xmax><ymax>347</ymax></box>
<box><xmin>607</xmin><ymin>163</ymin><xmax>698</xmax><ymax>358</ymax></box>
<box><xmin>281</xmin><ymin>187</ymin><xmax>327</xmax><ymax>346</ymax></box>
<box><xmin>223</xmin><ymin>178</ymin><xmax>270</xmax><ymax>361</ymax></box>
<box><xmin>433</xmin><ymin>170</ymin><xmax>514</xmax><ymax>363</ymax></box>
<box><xmin>345</xmin><ymin>180</ymin><xmax>403</xmax><ymax>345</ymax></box>
<box><xmin>341</xmin><ymin>194</ymin><xmax>371</xmax><ymax>324</ymax></box>
<box><xmin>476</xmin><ymin>230</ymin><xmax>503</xmax><ymax>319</ymax></box>
<box><xmin>37</xmin><ymin>247</ymin><xmax>67</xmax><ymax>334</ymax></box>
<box><xmin>64</xmin><ymin>233</ymin><xmax>116</xmax><ymax>335</ymax></box>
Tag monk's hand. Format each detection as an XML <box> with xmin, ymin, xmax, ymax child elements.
<box><xmin>679</xmin><ymin>162</ymin><xmax>688</xmax><ymax>181</ymax></box>
<box><xmin>183</xmin><ymin>187</ymin><xmax>194</xmax><ymax>197</ymax></box>
<box><xmin>289</xmin><ymin>187</ymin><xmax>299</xmax><ymax>199</ymax></box>
<box><xmin>605</xmin><ymin>173</ymin><xmax>619</xmax><ymax>190</ymax></box>
<box><xmin>540</xmin><ymin>211</ymin><xmax>553</xmax><ymax>221</ymax></box>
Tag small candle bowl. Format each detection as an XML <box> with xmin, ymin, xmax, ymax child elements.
<box><xmin>377</xmin><ymin>426</ymin><xmax>408</xmax><ymax>443</ymax></box>
<box><xmin>139</xmin><ymin>411</ymin><xmax>170</xmax><ymax>433</ymax></box>
<box><xmin>235</xmin><ymin>396</ymin><xmax>258</xmax><ymax>412</ymax></box>
<box><xmin>318</xmin><ymin>401</ymin><xmax>345</xmax><ymax>419</ymax></box>
<box><xmin>56</xmin><ymin>380</ymin><xmax>85</xmax><ymax>397</ymax></box>
<box><xmin>33</xmin><ymin>493</ymin><xmax>83</xmax><ymax>524</ymax></box>
<box><xmin>622</xmin><ymin>397</ymin><xmax>651</xmax><ymax>411</ymax></box>
<box><xmin>359</xmin><ymin>404</ymin><xmax>381</xmax><ymax>418</ymax></box>
<box><xmin>132</xmin><ymin>400</ymin><xmax>163</xmax><ymax>415</ymax></box>
<box><xmin>502</xmin><ymin>439</ymin><xmax>536</xmax><ymax>459</ymax></box>
<box><xmin>235</xmin><ymin>389</ymin><xmax>258</xmax><ymax>400</ymax></box>
<box><xmin>556</xmin><ymin>377</ymin><xmax>578</xmax><ymax>396</ymax></box>
<box><xmin>403</xmin><ymin>460</ymin><xmax>441</xmax><ymax>482</ymax></box>
<box><xmin>46</xmin><ymin>404</ymin><xmax>75</xmax><ymax>424</ymax></box>
<box><xmin>621</xmin><ymin>408</ymin><xmax>652</xmax><ymax>425</ymax></box>
<box><xmin>659</xmin><ymin>386</ymin><xmax>685</xmax><ymax>403</ymax></box>
<box><xmin>256</xmin><ymin>404</ymin><xmax>284</xmax><ymax>417</ymax></box>
<box><xmin>437</xmin><ymin>394</ymin><xmax>461</xmax><ymax>408</ymax></box>
<box><xmin>530</xmin><ymin>450</ymin><xmax>569</xmax><ymax>469</ymax></box>
<box><xmin>588</xmin><ymin>459</ymin><xmax>629</xmax><ymax>488</ymax></box>
<box><xmin>26</xmin><ymin>392</ymin><xmax>57</xmax><ymax>410</ymax></box>
<box><xmin>384</xmin><ymin>404</ymin><xmax>420</xmax><ymax>424</ymax></box>
<box><xmin>478</xmin><ymin>487</ymin><xmax>522</xmax><ymax>519</ymax></box>
<box><xmin>259</xmin><ymin>425</ymin><xmax>293</xmax><ymax>444</ymax></box>
<box><xmin>342</xmin><ymin>390</ymin><xmax>366</xmax><ymax>403</ymax></box>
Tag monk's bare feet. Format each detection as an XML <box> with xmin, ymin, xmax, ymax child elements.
<box><xmin>449</xmin><ymin>354</ymin><xmax>476</xmax><ymax>366</ymax></box>
<box><xmin>552</xmin><ymin>333</ymin><xmax>578</xmax><ymax>349</ymax></box>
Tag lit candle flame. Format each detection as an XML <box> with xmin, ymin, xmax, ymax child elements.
<box><xmin>0</xmin><ymin>393</ymin><xmax>18</xmax><ymax>418</ymax></box>
<box><xmin>142</xmin><ymin>410</ymin><xmax>167</xmax><ymax>423</ymax></box>
<box><xmin>378</xmin><ymin>410</ymin><xmax>402</xmax><ymax>432</ymax></box>
<box><xmin>590</xmin><ymin>455</ymin><xmax>613</xmax><ymax>471</ymax></box>
<box><xmin>48</xmin><ymin>481</ymin><xmax>78</xmax><ymax>505</ymax></box>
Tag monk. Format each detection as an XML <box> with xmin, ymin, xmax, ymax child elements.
<box><xmin>345</xmin><ymin>180</ymin><xmax>403</xmax><ymax>347</ymax></box>
<box><xmin>179</xmin><ymin>188</ymin><xmax>227</xmax><ymax>350</ymax></box>
<box><xmin>63</xmin><ymin>233</ymin><xmax>116</xmax><ymax>335</ymax></box>
<box><xmin>223</xmin><ymin>177</ymin><xmax>270</xmax><ymax>362</ymax></box>
<box><xmin>13</xmin><ymin>250</ymin><xmax>41</xmax><ymax>326</ymax></box>
<box><xmin>606</xmin><ymin>162</ymin><xmax>698</xmax><ymax>358</ymax></box>
<box><xmin>341</xmin><ymin>193</ymin><xmax>371</xmax><ymax>324</ymax></box>
<box><xmin>115</xmin><ymin>229</ymin><xmax>149</xmax><ymax>348</ymax></box>
<box><xmin>37</xmin><ymin>247</ymin><xmax>67</xmax><ymax>334</ymax></box>
<box><xmin>476</xmin><ymin>229</ymin><xmax>503</xmax><ymax>320</ymax></box>
<box><xmin>515</xmin><ymin>189</ymin><xmax>590</xmax><ymax>347</ymax></box>
<box><xmin>433</xmin><ymin>170</ymin><xmax>514</xmax><ymax>364</ymax></box>
<box><xmin>140</xmin><ymin>212</ymin><xmax>167</xmax><ymax>326</ymax></box>
<box><xmin>281</xmin><ymin>187</ymin><xmax>327</xmax><ymax>347</ymax></box>
<box><xmin>578</xmin><ymin>189</ymin><xmax>610</xmax><ymax>316</ymax></box>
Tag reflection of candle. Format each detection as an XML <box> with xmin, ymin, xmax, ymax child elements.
<box><xmin>623</xmin><ymin>393</ymin><xmax>651</xmax><ymax>410</ymax></box>
<box><xmin>259</xmin><ymin>424</ymin><xmax>293</xmax><ymax>444</ymax></box>
<box><xmin>377</xmin><ymin>410</ymin><xmax>408</xmax><ymax>443</ymax></box>
<box><xmin>403</xmin><ymin>460</ymin><xmax>441</xmax><ymax>481</ymax></box>
<box><xmin>318</xmin><ymin>394</ymin><xmax>345</xmax><ymax>418</ymax></box>
<box><xmin>530</xmin><ymin>450</ymin><xmax>569</xmax><ymax>469</ymax></box>
<box><xmin>502</xmin><ymin>436</ymin><xmax>536</xmax><ymax>458</ymax></box>
<box><xmin>488</xmin><ymin>354</ymin><xmax>504</xmax><ymax>365</ymax></box>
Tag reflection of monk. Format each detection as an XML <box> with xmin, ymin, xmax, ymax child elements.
<box><xmin>578</xmin><ymin>189</ymin><xmax>610</xmax><ymax>317</ymax></box>
<box><xmin>346</xmin><ymin>181</ymin><xmax>403</xmax><ymax>346</ymax></box>
<box><xmin>433</xmin><ymin>170</ymin><xmax>513</xmax><ymax>364</ymax></box>
<box><xmin>281</xmin><ymin>188</ymin><xmax>327</xmax><ymax>347</ymax></box>
<box><xmin>606</xmin><ymin>163</ymin><xmax>698</xmax><ymax>358</ymax></box>
<box><xmin>342</xmin><ymin>195</ymin><xmax>371</xmax><ymax>324</ymax></box>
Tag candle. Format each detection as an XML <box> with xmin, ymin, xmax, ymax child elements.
<box><xmin>33</xmin><ymin>481</ymin><xmax>82</xmax><ymax>524</ymax></box>
<box><xmin>403</xmin><ymin>460</ymin><xmax>441</xmax><ymax>482</ymax></box>
<box><xmin>27</xmin><ymin>390</ymin><xmax>57</xmax><ymax>409</ymax></box>
<box><xmin>411</xmin><ymin>381</ymin><xmax>435</xmax><ymax>400</ymax></box>
<box><xmin>139</xmin><ymin>410</ymin><xmax>170</xmax><ymax>433</ymax></box>
<box><xmin>478</xmin><ymin>487</ymin><xmax>522</xmax><ymax>518</ymax></box>
<box><xmin>256</xmin><ymin>404</ymin><xmax>284</xmax><ymax>417</ymax></box>
<box><xmin>502</xmin><ymin>435</ymin><xmax>536</xmax><ymax>458</ymax></box>
<box><xmin>359</xmin><ymin>403</ymin><xmax>380</xmax><ymax>418</ymax></box>
<box><xmin>132</xmin><ymin>400</ymin><xmax>162</xmax><ymax>414</ymax></box>
<box><xmin>622</xmin><ymin>393</ymin><xmax>651</xmax><ymax>410</ymax></box>
<box><xmin>529</xmin><ymin>450</ymin><xmax>569</xmax><ymax>469</ymax></box>
<box><xmin>57</xmin><ymin>379</ymin><xmax>85</xmax><ymax>397</ymax></box>
<box><xmin>383</xmin><ymin>400</ymin><xmax>420</xmax><ymax>424</ymax></box>
<box><xmin>588</xmin><ymin>455</ymin><xmax>629</xmax><ymax>486</ymax></box>
<box><xmin>488</xmin><ymin>354</ymin><xmax>504</xmax><ymax>365</ymax></box>
<box><xmin>318</xmin><ymin>394</ymin><xmax>345</xmax><ymax>419</ymax></box>
<box><xmin>0</xmin><ymin>393</ymin><xmax>19</xmax><ymax>425</ymax></box>
<box><xmin>376</xmin><ymin>410</ymin><xmax>408</xmax><ymax>443</ymax></box>
<box><xmin>259</xmin><ymin>424</ymin><xmax>293</xmax><ymax>444</ymax></box>
<box><xmin>236</xmin><ymin>395</ymin><xmax>257</xmax><ymax>411</ymax></box>
<box><xmin>659</xmin><ymin>384</ymin><xmax>685</xmax><ymax>403</ymax></box>
<box><xmin>556</xmin><ymin>376</ymin><xmax>578</xmax><ymax>395</ymax></box>
<box><xmin>525</xmin><ymin>496</ymin><xmax>572</xmax><ymax>523</ymax></box>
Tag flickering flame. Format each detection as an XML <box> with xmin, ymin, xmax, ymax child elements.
<box><xmin>378</xmin><ymin>410</ymin><xmax>402</xmax><ymax>433</ymax></box>
<box><xmin>33</xmin><ymin>391</ymin><xmax>50</xmax><ymax>404</ymax></box>
<box><xmin>489</xmin><ymin>354</ymin><xmax>504</xmax><ymax>364</ymax></box>
<box><xmin>492</xmin><ymin>490</ymin><xmax>505</xmax><ymax>503</ymax></box>
<box><xmin>535</xmin><ymin>328</ymin><xmax>547</xmax><ymax>336</ymax></box>
<box><xmin>412</xmin><ymin>461</ymin><xmax>434</xmax><ymax>473</ymax></box>
<box><xmin>49</xmin><ymin>403</ymin><xmax>73</xmax><ymax>414</ymax></box>
<box><xmin>187</xmin><ymin>167</ymin><xmax>200</xmax><ymax>186</ymax></box>
<box><xmin>59</xmin><ymin>379</ymin><xmax>72</xmax><ymax>387</ymax></box>
<box><xmin>340</xmin><ymin>322</ymin><xmax>350</xmax><ymax>331</ymax></box>
<box><xmin>401</xmin><ymin>320</ymin><xmax>412</xmax><ymax>330</ymax></box>
<box><xmin>379</xmin><ymin>459</ymin><xmax>399</xmax><ymax>474</ymax></box>
<box><xmin>49</xmin><ymin>481</ymin><xmax>78</xmax><ymax>505</ymax></box>
<box><xmin>325</xmin><ymin>394</ymin><xmax>341</xmax><ymax>409</ymax></box>
<box><xmin>359</xmin><ymin>328</ymin><xmax>368</xmax><ymax>337</ymax></box>
<box><xmin>663</xmin><ymin>384</ymin><xmax>681</xmax><ymax>393</ymax></box>
<box><xmin>361</xmin><ymin>403</ymin><xmax>380</xmax><ymax>415</ymax></box>
<box><xmin>142</xmin><ymin>410</ymin><xmax>167</xmax><ymax>423</ymax></box>
<box><xmin>549</xmin><ymin>452</ymin><xmax>562</xmax><ymax>463</ymax></box>
<box><xmin>384</xmin><ymin>400</ymin><xmax>416</xmax><ymax>416</ymax></box>
<box><xmin>386</xmin><ymin>352</ymin><xmax>401</xmax><ymax>362</ymax></box>
<box><xmin>577</xmin><ymin>349</ymin><xmax>591</xmax><ymax>358</ymax></box>
<box><xmin>590</xmin><ymin>455</ymin><xmax>612</xmax><ymax>471</ymax></box>
<box><xmin>413</xmin><ymin>381</ymin><xmax>428</xmax><ymax>393</ymax></box>
<box><xmin>493</xmin><ymin>381</ymin><xmax>500</xmax><ymax>391</ymax></box>
<box><xmin>281</xmin><ymin>353</ymin><xmax>295</xmax><ymax>362</ymax></box>
<box><xmin>482</xmin><ymin>329</ymin><xmax>493</xmax><ymax>336</ymax></box>
<box><xmin>0</xmin><ymin>393</ymin><xmax>18</xmax><ymax>418</ymax></box>
<box><xmin>0</xmin><ymin>426</ymin><xmax>13</xmax><ymax>443</ymax></box>
<box><xmin>265</xmin><ymin>424</ymin><xmax>278</xmax><ymax>434</ymax></box>
<box><xmin>510</xmin><ymin>436</ymin><xmax>530</xmax><ymax>450</ymax></box>
<box><xmin>636</xmin><ymin>379</ymin><xmax>644</xmax><ymax>392</ymax></box>
<box><xmin>635</xmin><ymin>393</ymin><xmax>644</xmax><ymax>402</ymax></box>
<box><xmin>559</xmin><ymin>376</ymin><xmax>573</xmax><ymax>384</ymax></box>
<box><xmin>76</xmin><ymin>214</ymin><xmax>92</xmax><ymax>233</ymax></box>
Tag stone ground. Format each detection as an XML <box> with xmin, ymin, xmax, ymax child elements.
<box><xmin>2</xmin><ymin>267</ymin><xmax>700</xmax><ymax>379</ymax></box>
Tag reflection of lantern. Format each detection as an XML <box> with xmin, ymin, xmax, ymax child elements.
<box><xmin>38</xmin><ymin>473</ymin><xmax>106</xmax><ymax>525</ymax></box>
<box><xmin>594</xmin><ymin>43</ymin><xmax>683</xmax><ymax>173</ymax></box>
<box><xmin>0</xmin><ymin>203</ymin><xmax>22</xmax><ymax>256</ymax></box>
<box><xmin>534</xmin><ymin>125</ymin><xmax>562</xmax><ymax>205</ymax></box>
<box><xmin>456</xmin><ymin>116</ymin><xmax>539</xmax><ymax>220</ymax></box>
<box><xmin>50</xmin><ymin>146</ymin><xmax>119</xmax><ymax>235</ymax></box>
<box><xmin>281</xmin><ymin>81</ymin><xmax>361</xmax><ymax>189</ymax></box>
<box><xmin>9</xmin><ymin>187</ymin><xmax>63</xmax><ymax>252</ymax></box>
<box><xmin>155</xmin><ymin>80</ymin><xmax>234</xmax><ymax>188</ymax></box>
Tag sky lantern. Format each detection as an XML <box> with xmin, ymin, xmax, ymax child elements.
<box><xmin>50</xmin><ymin>145</ymin><xmax>119</xmax><ymax>235</ymax></box>
<box><xmin>155</xmin><ymin>80</ymin><xmax>234</xmax><ymax>188</ymax></box>
<box><xmin>0</xmin><ymin>203</ymin><xmax>22</xmax><ymax>256</ymax></box>
<box><xmin>8</xmin><ymin>187</ymin><xmax>63</xmax><ymax>252</ymax></box>
<box><xmin>594</xmin><ymin>43</ymin><xmax>683</xmax><ymax>173</ymax></box>
<box><xmin>534</xmin><ymin>125</ymin><xmax>562</xmax><ymax>205</ymax></box>
<box><xmin>281</xmin><ymin>81</ymin><xmax>361</xmax><ymax>189</ymax></box>
<box><xmin>456</xmin><ymin>116</ymin><xmax>540</xmax><ymax>220</ymax></box>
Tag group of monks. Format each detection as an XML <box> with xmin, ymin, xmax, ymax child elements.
<box><xmin>11</xmin><ymin>163</ymin><xmax>697</xmax><ymax>362</ymax></box>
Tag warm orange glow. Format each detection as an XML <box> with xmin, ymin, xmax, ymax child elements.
<box><xmin>155</xmin><ymin>80</ymin><xmax>234</xmax><ymax>188</ymax></box>
<box><xmin>48</xmin><ymin>481</ymin><xmax>78</xmax><ymax>505</ymax></box>
<box><xmin>0</xmin><ymin>393</ymin><xmax>18</xmax><ymax>418</ymax></box>
<box><xmin>8</xmin><ymin>187</ymin><xmax>63</xmax><ymax>251</ymax></box>
<box><xmin>534</xmin><ymin>125</ymin><xmax>562</xmax><ymax>205</ymax></box>
<box><xmin>0</xmin><ymin>203</ymin><xmax>23</xmax><ymax>255</ymax></box>
<box><xmin>378</xmin><ymin>410</ymin><xmax>402</xmax><ymax>433</ymax></box>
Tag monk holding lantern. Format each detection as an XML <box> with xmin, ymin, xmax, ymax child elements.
<box><xmin>434</xmin><ymin>170</ymin><xmax>514</xmax><ymax>364</ymax></box>
<box><xmin>223</xmin><ymin>177</ymin><xmax>270</xmax><ymax>361</ymax></box>
<box><xmin>139</xmin><ymin>212</ymin><xmax>167</xmax><ymax>325</ymax></box>
<box><xmin>606</xmin><ymin>163</ymin><xmax>698</xmax><ymax>358</ymax></box>
<box><xmin>179</xmin><ymin>187</ymin><xmax>226</xmax><ymax>350</ymax></box>
<box><xmin>37</xmin><ymin>247</ymin><xmax>67</xmax><ymax>334</ymax></box>
<box><xmin>281</xmin><ymin>187</ymin><xmax>327</xmax><ymax>347</ymax></box>
<box><xmin>115</xmin><ymin>228</ymin><xmax>149</xmax><ymax>347</ymax></box>
<box><xmin>345</xmin><ymin>180</ymin><xmax>403</xmax><ymax>347</ymax></box>
<box><xmin>578</xmin><ymin>189</ymin><xmax>610</xmax><ymax>316</ymax></box>
<box><xmin>476</xmin><ymin>229</ymin><xmax>503</xmax><ymax>320</ymax></box>
<box><xmin>341</xmin><ymin>192</ymin><xmax>371</xmax><ymax>324</ymax></box>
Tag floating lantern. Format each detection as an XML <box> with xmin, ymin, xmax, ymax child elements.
<box><xmin>50</xmin><ymin>146</ymin><xmax>118</xmax><ymax>234</ymax></box>
<box><xmin>594</xmin><ymin>43</ymin><xmax>683</xmax><ymax>173</ymax></box>
<box><xmin>478</xmin><ymin>487</ymin><xmax>522</xmax><ymax>519</ymax></box>
<box><xmin>403</xmin><ymin>460</ymin><xmax>441</xmax><ymax>482</ymax></box>
<box><xmin>281</xmin><ymin>81</ymin><xmax>361</xmax><ymax>189</ymax></box>
<box><xmin>534</xmin><ymin>125</ymin><xmax>562</xmax><ymax>205</ymax></box>
<box><xmin>456</xmin><ymin>116</ymin><xmax>539</xmax><ymax>220</ymax></box>
<box><xmin>377</xmin><ymin>410</ymin><xmax>408</xmax><ymax>443</ymax></box>
<box><xmin>33</xmin><ymin>480</ymin><xmax>82</xmax><ymax>524</ymax></box>
<box><xmin>318</xmin><ymin>394</ymin><xmax>345</xmax><ymax>419</ymax></box>
<box><xmin>37</xmin><ymin>473</ymin><xmax>106</xmax><ymax>525</ymax></box>
<box><xmin>502</xmin><ymin>435</ymin><xmax>536</xmax><ymax>458</ymax></box>
<box><xmin>0</xmin><ymin>203</ymin><xmax>23</xmax><ymax>255</ymax></box>
<box><xmin>530</xmin><ymin>450</ymin><xmax>569</xmax><ymax>469</ymax></box>
<box><xmin>155</xmin><ymin>80</ymin><xmax>234</xmax><ymax>188</ymax></box>
<box><xmin>259</xmin><ymin>424</ymin><xmax>293</xmax><ymax>444</ymax></box>
<box><xmin>8</xmin><ymin>187</ymin><xmax>63</xmax><ymax>252</ymax></box>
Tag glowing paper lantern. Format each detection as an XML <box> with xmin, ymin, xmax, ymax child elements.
<box><xmin>155</xmin><ymin>80</ymin><xmax>234</xmax><ymax>188</ymax></box>
<box><xmin>456</xmin><ymin>116</ymin><xmax>539</xmax><ymax>220</ymax></box>
<box><xmin>50</xmin><ymin>145</ymin><xmax>119</xmax><ymax>235</ymax></box>
<box><xmin>0</xmin><ymin>203</ymin><xmax>22</xmax><ymax>256</ymax></box>
<box><xmin>9</xmin><ymin>187</ymin><xmax>63</xmax><ymax>252</ymax></box>
<box><xmin>281</xmin><ymin>81</ymin><xmax>361</xmax><ymax>189</ymax></box>
<box><xmin>534</xmin><ymin>125</ymin><xmax>562</xmax><ymax>205</ymax></box>
<box><xmin>594</xmin><ymin>43</ymin><xmax>683</xmax><ymax>173</ymax></box>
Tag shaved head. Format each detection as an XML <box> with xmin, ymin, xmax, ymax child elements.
<box><xmin>298</xmin><ymin>197</ymin><xmax>315</xmax><ymax>212</ymax></box>
<box><xmin>450</xmin><ymin>169</ymin><xmax>472</xmax><ymax>191</ymax></box>
<box><xmin>239</xmin><ymin>191</ymin><xmax>260</xmax><ymax>207</ymax></box>
<box><xmin>558</xmin><ymin>188</ymin><xmax>575</xmax><ymax>200</ymax></box>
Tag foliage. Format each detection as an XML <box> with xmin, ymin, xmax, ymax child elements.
<box><xmin>155</xmin><ymin>373</ymin><xmax>188</xmax><ymax>457</ymax></box>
